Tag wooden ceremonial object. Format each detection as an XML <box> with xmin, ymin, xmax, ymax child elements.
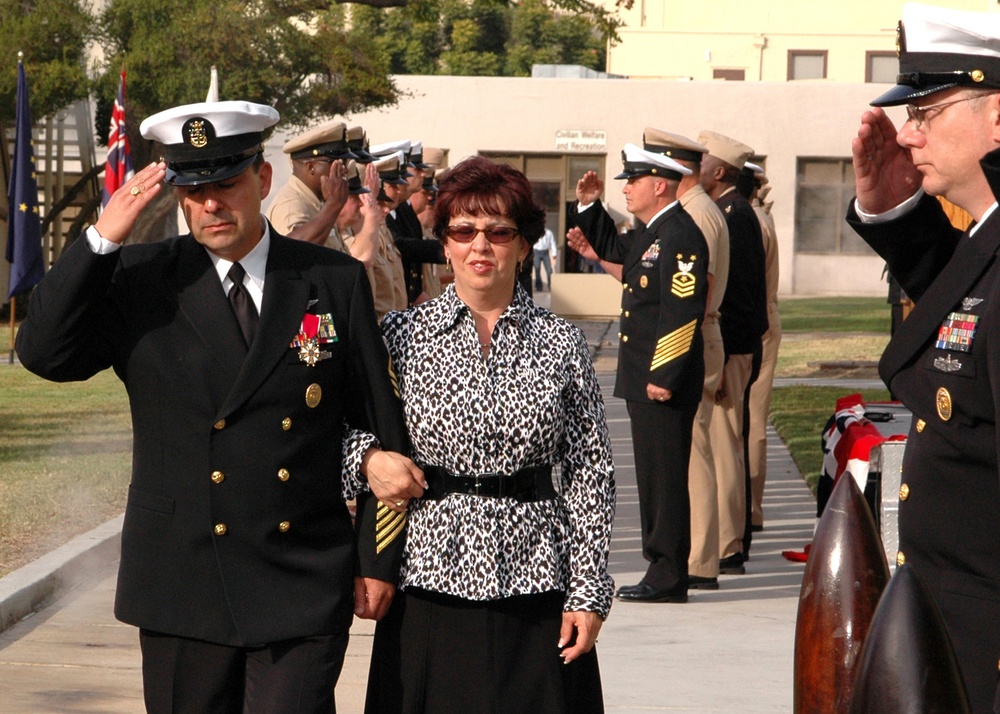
<box><xmin>848</xmin><ymin>564</ymin><xmax>969</xmax><ymax>713</ymax></box>
<box><xmin>793</xmin><ymin>473</ymin><xmax>890</xmax><ymax>712</ymax></box>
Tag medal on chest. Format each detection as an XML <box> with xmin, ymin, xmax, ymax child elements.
<box><xmin>935</xmin><ymin>310</ymin><xmax>979</xmax><ymax>353</ymax></box>
<box><xmin>641</xmin><ymin>240</ymin><xmax>661</xmax><ymax>269</ymax></box>
<box><xmin>290</xmin><ymin>312</ymin><xmax>338</xmax><ymax>366</ymax></box>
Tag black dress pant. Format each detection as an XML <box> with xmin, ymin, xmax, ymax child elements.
<box><xmin>627</xmin><ymin>397</ymin><xmax>698</xmax><ymax>592</ymax></box>
<box><xmin>139</xmin><ymin>628</ymin><xmax>349</xmax><ymax>713</ymax></box>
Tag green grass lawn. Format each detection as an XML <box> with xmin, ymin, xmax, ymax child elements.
<box><xmin>778</xmin><ymin>296</ymin><xmax>890</xmax><ymax>334</ymax></box>
<box><xmin>0</xmin><ymin>366</ymin><xmax>131</xmax><ymax>576</ymax></box>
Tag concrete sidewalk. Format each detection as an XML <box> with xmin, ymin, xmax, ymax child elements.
<box><xmin>0</xmin><ymin>318</ymin><xmax>819</xmax><ymax>712</ymax></box>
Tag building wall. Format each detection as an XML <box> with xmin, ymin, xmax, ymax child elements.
<box><xmin>605</xmin><ymin>0</ymin><xmax>999</xmax><ymax>81</ymax></box>
<box><xmin>267</xmin><ymin>75</ymin><xmax>905</xmax><ymax>301</ymax></box>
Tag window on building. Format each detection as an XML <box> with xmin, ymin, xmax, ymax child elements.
<box><xmin>866</xmin><ymin>51</ymin><xmax>897</xmax><ymax>83</ymax></box>
<box><xmin>788</xmin><ymin>51</ymin><xmax>827</xmax><ymax>80</ymax></box>
<box><xmin>795</xmin><ymin>158</ymin><xmax>874</xmax><ymax>255</ymax></box>
<box><xmin>713</xmin><ymin>69</ymin><xmax>745</xmax><ymax>81</ymax></box>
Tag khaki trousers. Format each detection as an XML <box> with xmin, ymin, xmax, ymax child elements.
<box><xmin>748</xmin><ymin>304</ymin><xmax>782</xmax><ymax>527</ymax></box>
<box><xmin>710</xmin><ymin>352</ymin><xmax>752</xmax><ymax>558</ymax></box>
<box><xmin>688</xmin><ymin>316</ymin><xmax>724</xmax><ymax>578</ymax></box>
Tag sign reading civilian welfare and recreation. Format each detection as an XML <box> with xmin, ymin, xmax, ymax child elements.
<box><xmin>555</xmin><ymin>130</ymin><xmax>607</xmax><ymax>152</ymax></box>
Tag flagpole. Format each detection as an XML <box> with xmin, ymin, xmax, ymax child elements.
<box><xmin>8</xmin><ymin>296</ymin><xmax>14</xmax><ymax>365</ymax></box>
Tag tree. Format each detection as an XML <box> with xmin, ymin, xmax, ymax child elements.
<box><xmin>92</xmin><ymin>0</ymin><xmax>399</xmax><ymax>164</ymax></box>
<box><xmin>348</xmin><ymin>0</ymin><xmax>616</xmax><ymax>77</ymax></box>
<box><xmin>505</xmin><ymin>0</ymin><xmax>606</xmax><ymax>76</ymax></box>
<box><xmin>0</xmin><ymin>0</ymin><xmax>94</xmax><ymax>125</ymax></box>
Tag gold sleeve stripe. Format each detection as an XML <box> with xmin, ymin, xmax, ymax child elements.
<box><xmin>375</xmin><ymin>503</ymin><xmax>406</xmax><ymax>553</ymax></box>
<box><xmin>650</xmin><ymin>319</ymin><xmax>697</xmax><ymax>371</ymax></box>
<box><xmin>388</xmin><ymin>357</ymin><xmax>400</xmax><ymax>398</ymax></box>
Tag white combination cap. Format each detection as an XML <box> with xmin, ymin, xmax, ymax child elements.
<box><xmin>614</xmin><ymin>143</ymin><xmax>692</xmax><ymax>180</ymax></box>
<box><xmin>873</xmin><ymin>3</ymin><xmax>1000</xmax><ymax>106</ymax></box>
<box><xmin>140</xmin><ymin>100</ymin><xmax>279</xmax><ymax>186</ymax></box>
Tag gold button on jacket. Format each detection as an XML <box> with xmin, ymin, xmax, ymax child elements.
<box><xmin>214</xmin><ymin>523</ymin><xmax>227</xmax><ymax>536</ymax></box>
<box><xmin>211</xmin><ymin>471</ymin><xmax>225</xmax><ymax>484</ymax></box>
<box><xmin>278</xmin><ymin>468</ymin><xmax>290</xmax><ymax>482</ymax></box>
<box><xmin>278</xmin><ymin>521</ymin><xmax>290</xmax><ymax>533</ymax></box>
<box><xmin>214</xmin><ymin>419</ymin><xmax>226</xmax><ymax>430</ymax></box>
<box><xmin>899</xmin><ymin>483</ymin><xmax>910</xmax><ymax>501</ymax></box>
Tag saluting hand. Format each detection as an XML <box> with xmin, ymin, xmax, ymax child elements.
<box><xmin>576</xmin><ymin>171</ymin><xmax>603</xmax><ymax>205</ymax></box>
<box><xmin>851</xmin><ymin>107</ymin><xmax>923</xmax><ymax>214</ymax></box>
<box><xmin>320</xmin><ymin>159</ymin><xmax>350</xmax><ymax>212</ymax></box>
<box><xmin>93</xmin><ymin>162</ymin><xmax>167</xmax><ymax>244</ymax></box>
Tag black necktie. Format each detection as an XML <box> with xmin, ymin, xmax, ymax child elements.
<box><xmin>227</xmin><ymin>262</ymin><xmax>258</xmax><ymax>347</ymax></box>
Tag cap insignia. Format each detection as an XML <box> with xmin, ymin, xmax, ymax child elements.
<box><xmin>183</xmin><ymin>118</ymin><xmax>212</xmax><ymax>149</ymax></box>
<box><xmin>895</xmin><ymin>20</ymin><xmax>904</xmax><ymax>58</ymax></box>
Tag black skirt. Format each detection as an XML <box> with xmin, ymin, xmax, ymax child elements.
<box><xmin>365</xmin><ymin>588</ymin><xmax>605</xmax><ymax>714</ymax></box>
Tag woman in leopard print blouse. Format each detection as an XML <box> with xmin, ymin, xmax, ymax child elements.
<box><xmin>360</xmin><ymin>156</ymin><xmax>616</xmax><ymax>713</ymax></box>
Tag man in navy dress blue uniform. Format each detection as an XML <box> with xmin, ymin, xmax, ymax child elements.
<box><xmin>573</xmin><ymin>144</ymin><xmax>709</xmax><ymax>603</ymax></box>
<box><xmin>16</xmin><ymin>101</ymin><xmax>426</xmax><ymax>713</ymax></box>
<box><xmin>846</xmin><ymin>5</ymin><xmax>1000</xmax><ymax>711</ymax></box>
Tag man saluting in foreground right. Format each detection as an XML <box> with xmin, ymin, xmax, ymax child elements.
<box><xmin>847</xmin><ymin>4</ymin><xmax>1000</xmax><ymax>711</ymax></box>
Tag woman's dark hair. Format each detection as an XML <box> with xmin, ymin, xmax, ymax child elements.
<box><xmin>433</xmin><ymin>156</ymin><xmax>547</xmax><ymax>245</ymax></box>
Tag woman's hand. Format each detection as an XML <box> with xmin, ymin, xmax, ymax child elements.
<box><xmin>361</xmin><ymin>447</ymin><xmax>426</xmax><ymax>512</ymax></box>
<box><xmin>559</xmin><ymin>610</ymin><xmax>603</xmax><ymax>664</ymax></box>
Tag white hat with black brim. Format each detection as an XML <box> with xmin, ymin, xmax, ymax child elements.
<box><xmin>614</xmin><ymin>143</ymin><xmax>691</xmax><ymax>181</ymax></box>
<box><xmin>872</xmin><ymin>3</ymin><xmax>1000</xmax><ymax>107</ymax></box>
<box><xmin>140</xmin><ymin>101</ymin><xmax>279</xmax><ymax>186</ymax></box>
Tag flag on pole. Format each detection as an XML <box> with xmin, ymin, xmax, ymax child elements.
<box><xmin>6</xmin><ymin>57</ymin><xmax>44</xmax><ymax>299</ymax></box>
<box><xmin>102</xmin><ymin>67</ymin><xmax>133</xmax><ymax>207</ymax></box>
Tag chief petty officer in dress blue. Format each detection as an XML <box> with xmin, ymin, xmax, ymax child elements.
<box><xmin>573</xmin><ymin>144</ymin><xmax>709</xmax><ymax>604</ymax></box>
<box><xmin>15</xmin><ymin>100</ymin><xmax>426</xmax><ymax>713</ymax></box>
<box><xmin>846</xmin><ymin>4</ymin><xmax>1000</xmax><ymax>711</ymax></box>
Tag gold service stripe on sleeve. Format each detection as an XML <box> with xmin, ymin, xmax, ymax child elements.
<box><xmin>376</xmin><ymin>505</ymin><xmax>406</xmax><ymax>553</ymax></box>
<box><xmin>388</xmin><ymin>358</ymin><xmax>400</xmax><ymax>398</ymax></box>
<box><xmin>650</xmin><ymin>319</ymin><xmax>697</xmax><ymax>371</ymax></box>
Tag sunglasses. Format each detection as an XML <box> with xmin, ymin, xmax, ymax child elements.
<box><xmin>445</xmin><ymin>225</ymin><xmax>520</xmax><ymax>243</ymax></box>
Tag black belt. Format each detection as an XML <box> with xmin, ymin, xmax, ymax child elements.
<box><xmin>421</xmin><ymin>465</ymin><xmax>556</xmax><ymax>502</ymax></box>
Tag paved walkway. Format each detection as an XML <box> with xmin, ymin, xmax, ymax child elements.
<box><xmin>0</xmin><ymin>316</ymin><xmax>822</xmax><ymax>712</ymax></box>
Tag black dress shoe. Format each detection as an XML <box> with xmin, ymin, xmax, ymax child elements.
<box><xmin>719</xmin><ymin>553</ymin><xmax>746</xmax><ymax>575</ymax></box>
<box><xmin>615</xmin><ymin>583</ymin><xmax>688</xmax><ymax>603</ymax></box>
<box><xmin>615</xmin><ymin>582</ymin><xmax>645</xmax><ymax>596</ymax></box>
<box><xmin>688</xmin><ymin>575</ymin><xmax>719</xmax><ymax>590</ymax></box>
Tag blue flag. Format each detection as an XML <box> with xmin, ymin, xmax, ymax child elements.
<box><xmin>6</xmin><ymin>60</ymin><xmax>44</xmax><ymax>299</ymax></box>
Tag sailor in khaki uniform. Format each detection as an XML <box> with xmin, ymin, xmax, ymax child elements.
<box><xmin>743</xmin><ymin>163</ymin><xmax>781</xmax><ymax>534</ymax></box>
<box><xmin>643</xmin><ymin>128</ymin><xmax>731</xmax><ymax>590</ymax></box>
<box><xmin>371</xmin><ymin>153</ymin><xmax>410</xmax><ymax>318</ymax></box>
<box><xmin>265</xmin><ymin>120</ymin><xmax>354</xmax><ymax>247</ymax></box>
<box><xmin>698</xmin><ymin>130</ymin><xmax>768</xmax><ymax>576</ymax></box>
<box><xmin>574</xmin><ymin>144</ymin><xmax>709</xmax><ymax>602</ymax></box>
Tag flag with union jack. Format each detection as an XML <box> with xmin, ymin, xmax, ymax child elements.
<box><xmin>102</xmin><ymin>68</ymin><xmax>133</xmax><ymax>206</ymax></box>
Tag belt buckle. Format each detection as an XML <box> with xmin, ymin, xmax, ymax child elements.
<box><xmin>473</xmin><ymin>473</ymin><xmax>496</xmax><ymax>497</ymax></box>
